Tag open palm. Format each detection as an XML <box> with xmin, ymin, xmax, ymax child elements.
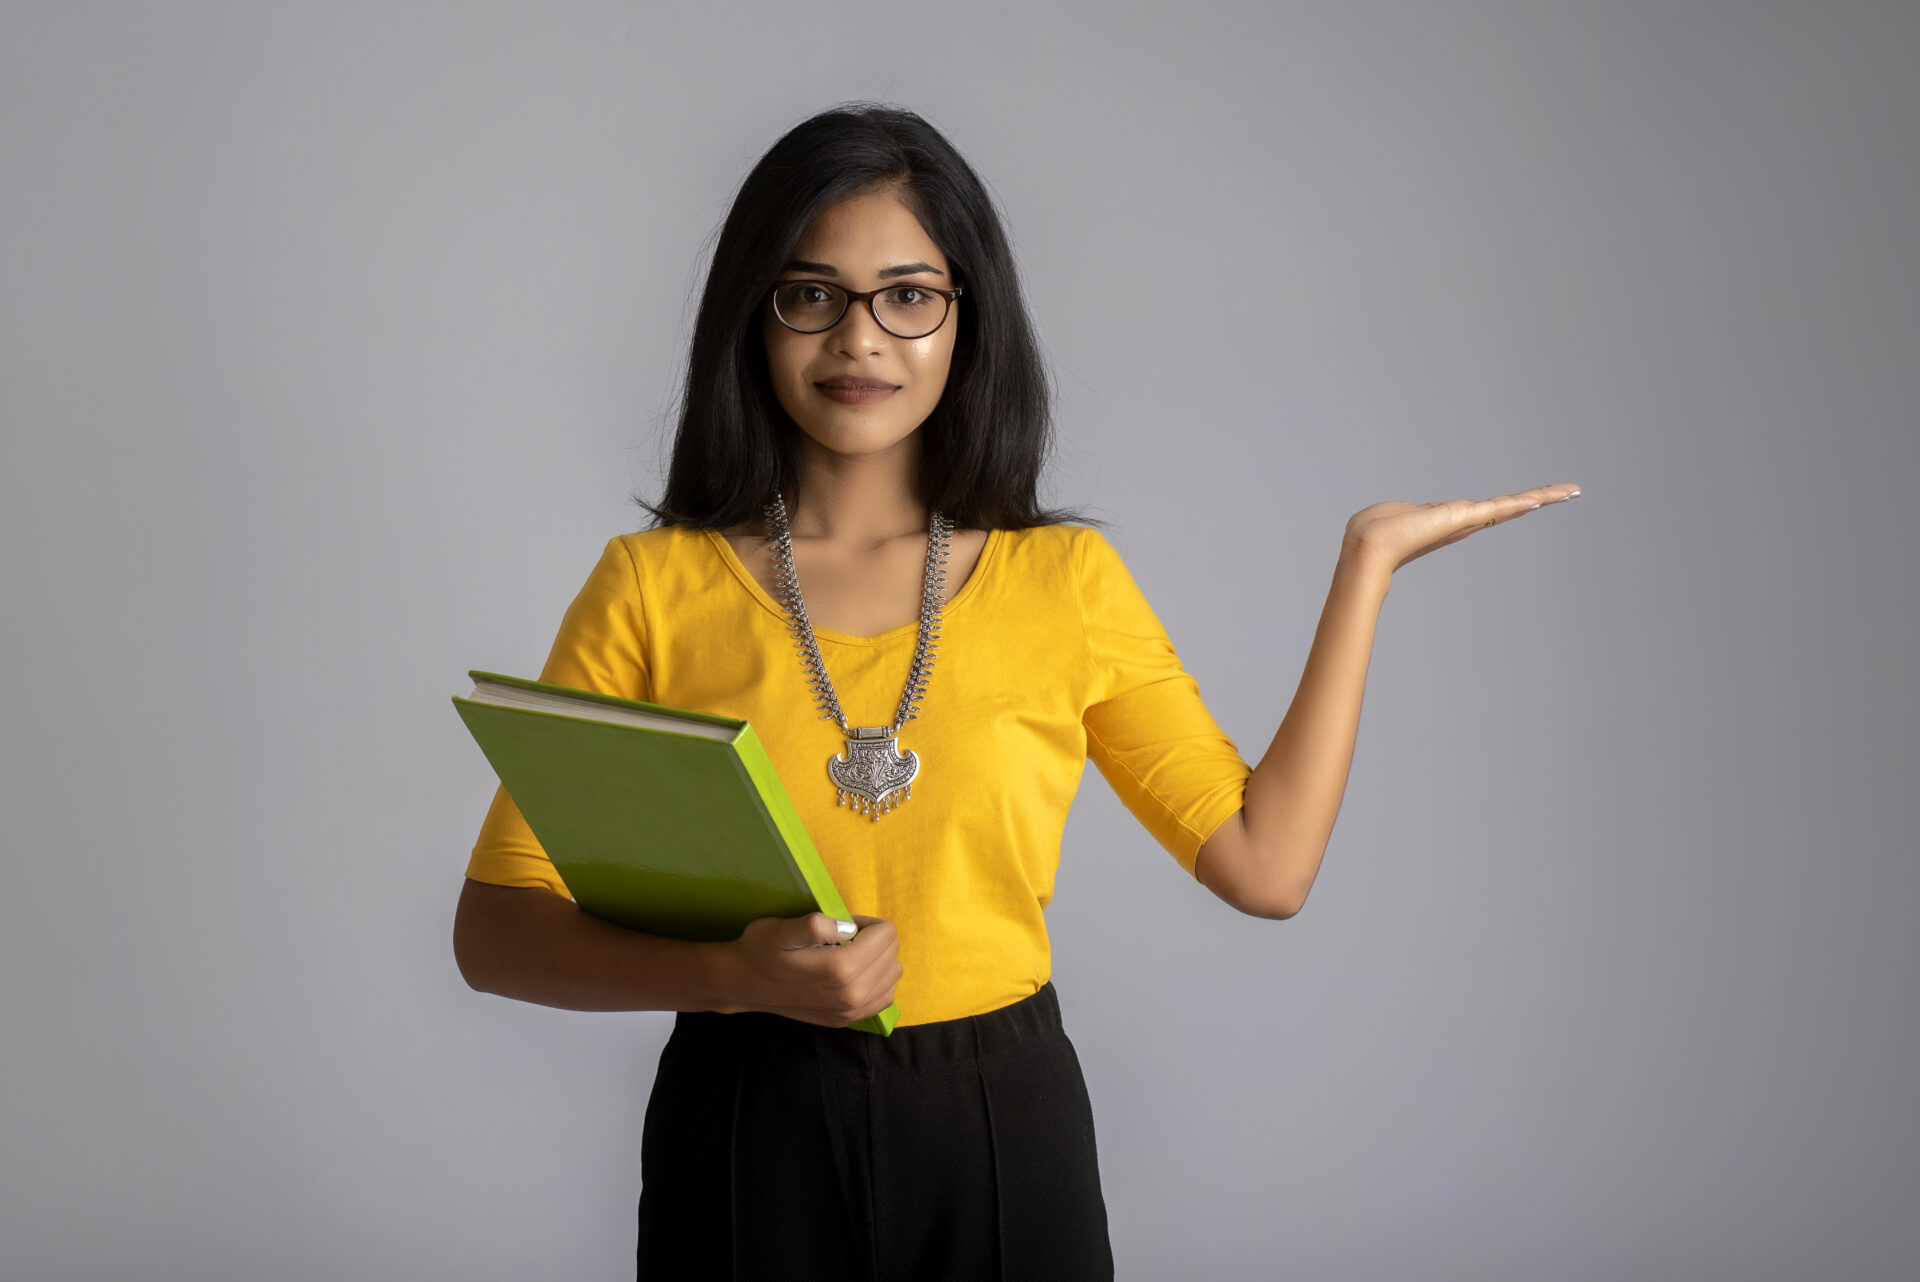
<box><xmin>1344</xmin><ymin>482</ymin><xmax>1582</xmax><ymax>575</ymax></box>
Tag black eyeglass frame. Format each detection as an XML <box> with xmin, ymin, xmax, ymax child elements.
<box><xmin>767</xmin><ymin>279</ymin><xmax>965</xmax><ymax>339</ymax></box>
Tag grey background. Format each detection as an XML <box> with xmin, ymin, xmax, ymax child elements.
<box><xmin>3</xmin><ymin>2</ymin><xmax>1915</xmax><ymax>1278</ymax></box>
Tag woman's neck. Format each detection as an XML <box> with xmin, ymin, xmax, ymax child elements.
<box><xmin>782</xmin><ymin>438</ymin><xmax>932</xmax><ymax>547</ymax></box>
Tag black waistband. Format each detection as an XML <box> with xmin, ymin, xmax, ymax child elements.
<box><xmin>671</xmin><ymin>982</ymin><xmax>1067</xmax><ymax>1076</ymax></box>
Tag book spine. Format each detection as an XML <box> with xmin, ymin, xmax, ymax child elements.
<box><xmin>730</xmin><ymin>724</ymin><xmax>852</xmax><ymax>922</ymax></box>
<box><xmin>731</xmin><ymin>725</ymin><xmax>897</xmax><ymax>1036</ymax></box>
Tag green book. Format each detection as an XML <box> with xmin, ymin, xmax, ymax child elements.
<box><xmin>452</xmin><ymin>669</ymin><xmax>898</xmax><ymax>1036</ymax></box>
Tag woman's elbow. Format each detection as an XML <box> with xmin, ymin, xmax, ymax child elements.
<box><xmin>1196</xmin><ymin>816</ymin><xmax>1305</xmax><ymax>919</ymax></box>
<box><xmin>451</xmin><ymin>880</ymin><xmax>513</xmax><ymax>993</ymax></box>
<box><xmin>451</xmin><ymin>911</ymin><xmax>492</xmax><ymax>992</ymax></box>
<box><xmin>1232</xmin><ymin>885</ymin><xmax>1304</xmax><ymax>920</ymax></box>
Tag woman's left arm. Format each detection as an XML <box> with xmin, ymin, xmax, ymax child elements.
<box><xmin>1194</xmin><ymin>481</ymin><xmax>1582</xmax><ymax>919</ymax></box>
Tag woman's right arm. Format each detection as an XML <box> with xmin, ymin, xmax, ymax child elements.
<box><xmin>451</xmin><ymin>879</ymin><xmax>901</xmax><ymax>1028</ymax></box>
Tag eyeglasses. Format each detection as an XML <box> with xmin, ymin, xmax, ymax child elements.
<box><xmin>768</xmin><ymin>279</ymin><xmax>963</xmax><ymax>340</ymax></box>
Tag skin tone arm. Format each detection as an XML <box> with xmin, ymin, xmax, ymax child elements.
<box><xmin>453</xmin><ymin>880</ymin><xmax>903</xmax><ymax>1027</ymax></box>
<box><xmin>1193</xmin><ymin>481</ymin><xmax>1582</xmax><ymax>919</ymax></box>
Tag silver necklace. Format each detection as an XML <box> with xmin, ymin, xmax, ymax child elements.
<box><xmin>763</xmin><ymin>491</ymin><xmax>952</xmax><ymax>821</ymax></box>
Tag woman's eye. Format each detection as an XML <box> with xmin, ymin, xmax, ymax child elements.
<box><xmin>778</xmin><ymin>283</ymin><xmax>835</xmax><ymax>307</ymax></box>
<box><xmin>887</xmin><ymin>287</ymin><xmax>928</xmax><ymax>307</ymax></box>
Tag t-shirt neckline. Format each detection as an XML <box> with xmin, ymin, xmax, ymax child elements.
<box><xmin>701</xmin><ymin>525</ymin><xmax>1003</xmax><ymax>647</ymax></box>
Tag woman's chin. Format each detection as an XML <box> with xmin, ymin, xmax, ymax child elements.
<box><xmin>793</xmin><ymin>418</ymin><xmax>925</xmax><ymax>457</ymax></box>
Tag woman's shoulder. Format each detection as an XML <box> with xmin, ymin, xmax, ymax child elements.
<box><xmin>575</xmin><ymin>525</ymin><xmax>720</xmax><ymax>596</ymax></box>
<box><xmin>993</xmin><ymin>522</ymin><xmax>1114</xmax><ymax>570</ymax></box>
<box><xmin>608</xmin><ymin>522</ymin><xmax>712</xmax><ymax>559</ymax></box>
<box><xmin>985</xmin><ymin>524</ymin><xmax>1118</xmax><ymax>608</ymax></box>
<box><xmin>994</xmin><ymin>521</ymin><xmax>1098</xmax><ymax>549</ymax></box>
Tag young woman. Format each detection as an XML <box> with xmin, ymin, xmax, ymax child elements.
<box><xmin>452</xmin><ymin>103</ymin><xmax>1579</xmax><ymax>1280</ymax></box>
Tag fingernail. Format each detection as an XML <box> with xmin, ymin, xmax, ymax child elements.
<box><xmin>835</xmin><ymin>919</ymin><xmax>857</xmax><ymax>940</ymax></box>
<box><xmin>1529</xmin><ymin>503</ymin><xmax>1541</xmax><ymax>511</ymax></box>
<box><xmin>1567</xmin><ymin>489</ymin><xmax>1582</xmax><ymax>499</ymax></box>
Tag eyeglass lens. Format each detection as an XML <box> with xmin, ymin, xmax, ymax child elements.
<box><xmin>772</xmin><ymin>282</ymin><xmax>948</xmax><ymax>338</ymax></box>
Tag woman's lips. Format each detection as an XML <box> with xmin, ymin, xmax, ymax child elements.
<box><xmin>815</xmin><ymin>382</ymin><xmax>898</xmax><ymax>405</ymax></box>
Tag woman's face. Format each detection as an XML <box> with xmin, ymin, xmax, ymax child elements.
<box><xmin>761</xmin><ymin>188</ymin><xmax>959</xmax><ymax>463</ymax></box>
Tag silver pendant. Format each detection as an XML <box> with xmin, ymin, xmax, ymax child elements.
<box><xmin>829</xmin><ymin>725</ymin><xmax>919</xmax><ymax>821</ymax></box>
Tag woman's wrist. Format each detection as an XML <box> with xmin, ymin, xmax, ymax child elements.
<box><xmin>698</xmin><ymin>937</ymin><xmax>753</xmax><ymax>1016</ymax></box>
<box><xmin>1334</xmin><ymin>537</ymin><xmax>1395</xmax><ymax>598</ymax></box>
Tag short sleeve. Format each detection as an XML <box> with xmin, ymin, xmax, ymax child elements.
<box><xmin>1076</xmin><ymin>528</ymin><xmax>1251</xmax><ymax>877</ymax></box>
<box><xmin>465</xmin><ymin>536</ymin><xmax>654</xmax><ymax>894</ymax></box>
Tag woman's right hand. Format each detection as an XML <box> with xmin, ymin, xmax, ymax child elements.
<box><xmin>724</xmin><ymin>912</ymin><xmax>901</xmax><ymax>1028</ymax></box>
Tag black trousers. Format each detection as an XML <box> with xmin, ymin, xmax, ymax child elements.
<box><xmin>635</xmin><ymin>982</ymin><xmax>1114</xmax><ymax>1280</ymax></box>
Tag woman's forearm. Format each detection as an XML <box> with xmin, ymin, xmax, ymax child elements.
<box><xmin>1200</xmin><ymin>484</ymin><xmax>1574</xmax><ymax>916</ymax></box>
<box><xmin>452</xmin><ymin>880</ymin><xmax>903</xmax><ymax>1028</ymax></box>
<box><xmin>453</xmin><ymin>879</ymin><xmax>740</xmax><ymax>1012</ymax></box>
<box><xmin>1236</xmin><ymin>543</ymin><xmax>1393</xmax><ymax>909</ymax></box>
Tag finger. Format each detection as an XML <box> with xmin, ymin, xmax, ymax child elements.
<box><xmin>1487</xmin><ymin>497</ymin><xmax>1539</xmax><ymax>527</ymax></box>
<box><xmin>1460</xmin><ymin>491</ymin><xmax>1547</xmax><ymax>530</ymax></box>
<box><xmin>789</xmin><ymin>912</ymin><xmax>854</xmax><ymax>949</ymax></box>
<box><xmin>1422</xmin><ymin>484</ymin><xmax>1581</xmax><ymax>530</ymax></box>
<box><xmin>841</xmin><ymin>942</ymin><xmax>901</xmax><ymax>995</ymax></box>
<box><xmin>842</xmin><ymin>917</ymin><xmax>898</xmax><ymax>958</ymax></box>
<box><xmin>852</xmin><ymin>975</ymin><xmax>902</xmax><ymax>1024</ymax></box>
<box><xmin>847</xmin><ymin>957</ymin><xmax>904</xmax><ymax>1019</ymax></box>
<box><xmin>1491</xmin><ymin>482</ymin><xmax>1584</xmax><ymax>524</ymax></box>
<box><xmin>816</xmin><ymin>937</ymin><xmax>898</xmax><ymax>1008</ymax></box>
<box><xmin>1515</xmin><ymin>482</ymin><xmax>1583</xmax><ymax>505</ymax></box>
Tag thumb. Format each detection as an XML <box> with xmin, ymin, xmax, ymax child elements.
<box><xmin>792</xmin><ymin>911</ymin><xmax>859</xmax><ymax>948</ymax></box>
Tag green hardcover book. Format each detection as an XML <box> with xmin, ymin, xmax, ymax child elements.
<box><xmin>452</xmin><ymin>669</ymin><xmax>898</xmax><ymax>1036</ymax></box>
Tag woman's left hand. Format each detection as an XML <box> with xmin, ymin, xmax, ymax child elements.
<box><xmin>1342</xmin><ymin>482</ymin><xmax>1582</xmax><ymax>576</ymax></box>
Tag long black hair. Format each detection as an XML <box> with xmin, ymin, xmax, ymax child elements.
<box><xmin>632</xmin><ymin>102</ymin><xmax>1099</xmax><ymax>533</ymax></box>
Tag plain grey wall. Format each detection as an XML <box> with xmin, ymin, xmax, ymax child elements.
<box><xmin>4</xmin><ymin>3</ymin><xmax>1915</xmax><ymax>1278</ymax></box>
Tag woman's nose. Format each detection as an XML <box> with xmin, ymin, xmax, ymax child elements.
<box><xmin>830</xmin><ymin>299</ymin><xmax>890</xmax><ymax>355</ymax></box>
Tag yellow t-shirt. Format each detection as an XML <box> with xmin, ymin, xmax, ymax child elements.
<box><xmin>466</xmin><ymin>521</ymin><xmax>1252</xmax><ymax>1025</ymax></box>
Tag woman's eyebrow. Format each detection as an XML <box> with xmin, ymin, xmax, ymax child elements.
<box><xmin>781</xmin><ymin>259</ymin><xmax>946</xmax><ymax>279</ymax></box>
